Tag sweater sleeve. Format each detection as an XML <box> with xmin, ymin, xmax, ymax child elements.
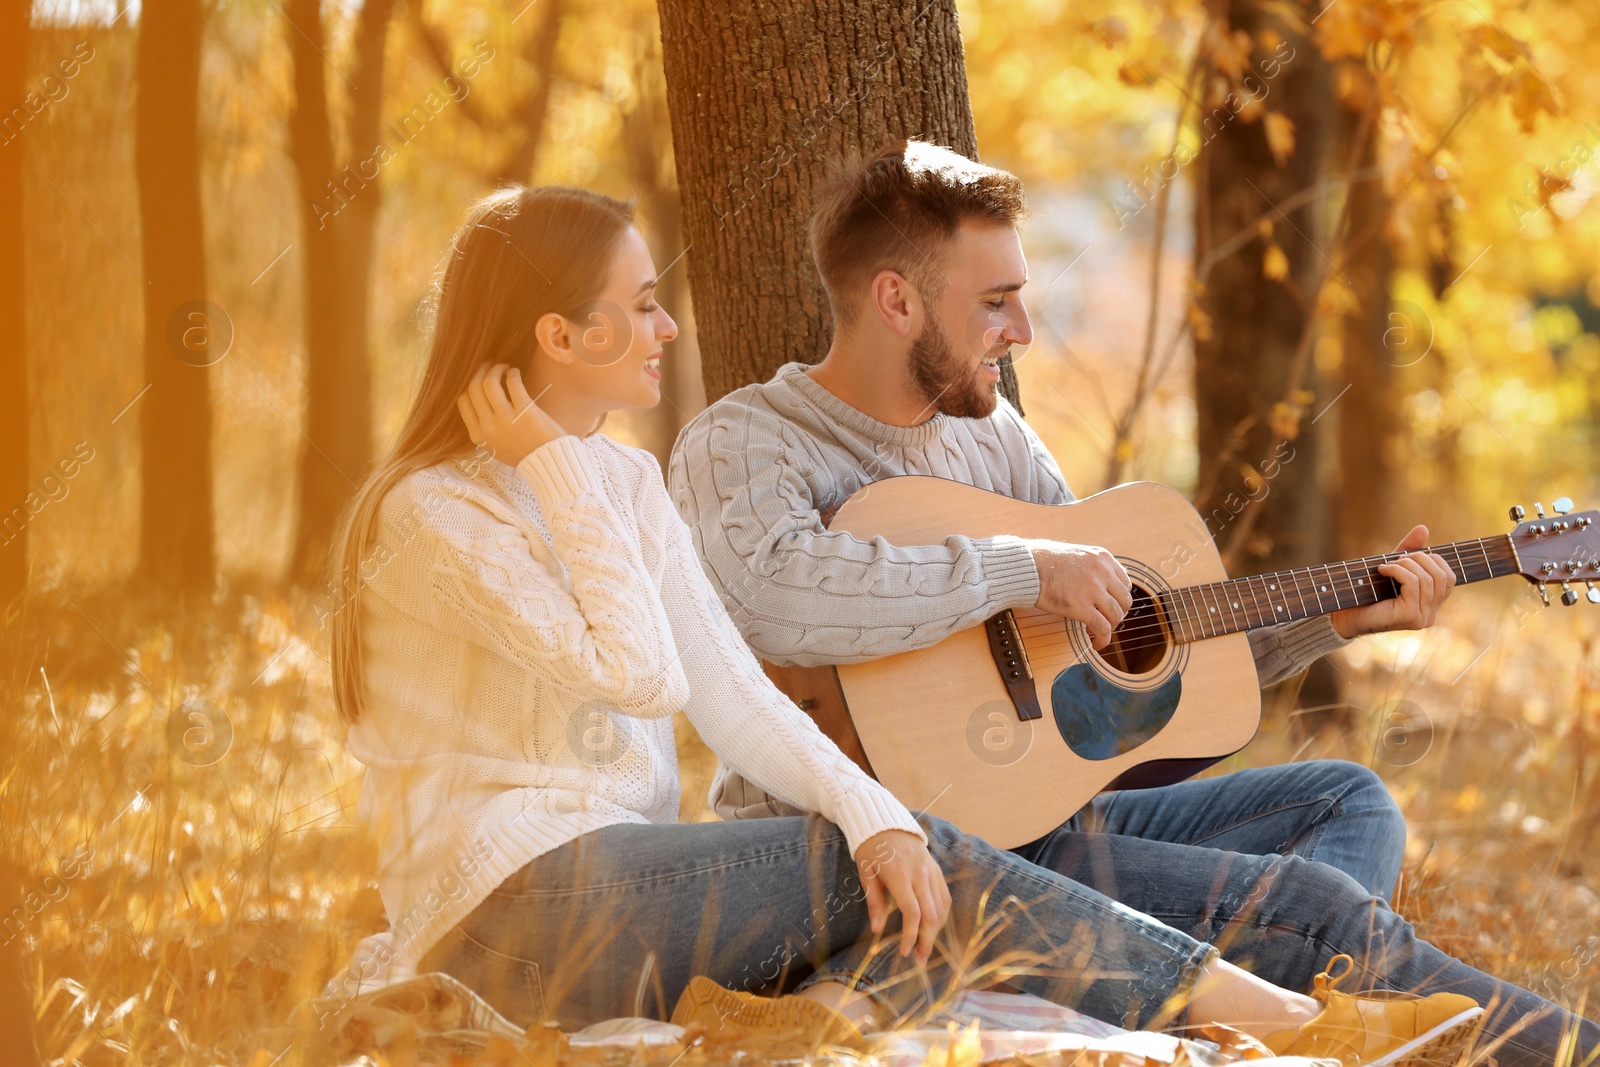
<box><xmin>668</xmin><ymin>407</ymin><xmax>1041</xmax><ymax>667</ymax></box>
<box><xmin>648</xmin><ymin>476</ymin><xmax>926</xmax><ymax>854</ymax></box>
<box><xmin>421</xmin><ymin>435</ymin><xmax>690</xmax><ymax>719</ymax></box>
<box><xmin>1248</xmin><ymin>614</ymin><xmax>1352</xmax><ymax>687</ymax></box>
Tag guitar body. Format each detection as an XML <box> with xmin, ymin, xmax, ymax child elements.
<box><xmin>763</xmin><ymin>478</ymin><xmax>1593</xmax><ymax>848</ymax></box>
<box><xmin>790</xmin><ymin>478</ymin><xmax>1260</xmax><ymax>849</ymax></box>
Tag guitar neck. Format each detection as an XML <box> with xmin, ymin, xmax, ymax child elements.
<box><xmin>1163</xmin><ymin>535</ymin><xmax>1521</xmax><ymax>643</ymax></box>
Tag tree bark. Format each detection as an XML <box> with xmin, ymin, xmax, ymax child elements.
<box><xmin>0</xmin><ymin>0</ymin><xmax>28</xmax><ymax>616</ymax></box>
<box><xmin>1193</xmin><ymin>0</ymin><xmax>1329</xmax><ymax>576</ymax></box>
<box><xmin>0</xmin><ymin>4</ymin><xmax>38</xmax><ymax>1053</ymax></box>
<box><xmin>135</xmin><ymin>0</ymin><xmax>215</xmax><ymax>591</ymax></box>
<box><xmin>334</xmin><ymin>0</ymin><xmax>394</xmax><ymax>518</ymax></box>
<box><xmin>655</xmin><ymin>0</ymin><xmax>1020</xmax><ymax>410</ymax></box>
<box><xmin>287</xmin><ymin>0</ymin><xmax>375</xmax><ymax>583</ymax></box>
<box><xmin>1334</xmin><ymin>101</ymin><xmax>1399</xmax><ymax>559</ymax></box>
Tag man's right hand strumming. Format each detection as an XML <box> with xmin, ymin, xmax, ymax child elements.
<box><xmin>1026</xmin><ymin>540</ymin><xmax>1134</xmax><ymax>650</ymax></box>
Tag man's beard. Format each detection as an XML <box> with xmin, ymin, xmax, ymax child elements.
<box><xmin>906</xmin><ymin>315</ymin><xmax>1001</xmax><ymax>420</ymax></box>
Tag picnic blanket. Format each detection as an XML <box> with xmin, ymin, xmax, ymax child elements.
<box><xmin>267</xmin><ymin>933</ymin><xmax>1335</xmax><ymax>1067</ymax></box>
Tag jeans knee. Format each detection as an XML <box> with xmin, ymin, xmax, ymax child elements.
<box><xmin>1334</xmin><ymin>763</ymin><xmax>1405</xmax><ymax>835</ymax></box>
<box><xmin>914</xmin><ymin>811</ymin><xmax>968</xmax><ymax>850</ymax></box>
<box><xmin>1372</xmin><ymin>788</ymin><xmax>1408</xmax><ymax>857</ymax></box>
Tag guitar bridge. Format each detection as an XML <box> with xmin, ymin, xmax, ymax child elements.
<box><xmin>984</xmin><ymin>610</ymin><xmax>1043</xmax><ymax>721</ymax></box>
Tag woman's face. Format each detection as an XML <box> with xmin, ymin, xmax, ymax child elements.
<box><xmin>560</xmin><ymin>225</ymin><xmax>679</xmax><ymax>413</ymax></box>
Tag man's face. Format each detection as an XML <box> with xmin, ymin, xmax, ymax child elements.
<box><xmin>907</xmin><ymin>220</ymin><xmax>1032</xmax><ymax>419</ymax></box>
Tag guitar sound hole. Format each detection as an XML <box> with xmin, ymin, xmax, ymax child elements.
<box><xmin>1101</xmin><ymin>585</ymin><xmax>1168</xmax><ymax>675</ymax></box>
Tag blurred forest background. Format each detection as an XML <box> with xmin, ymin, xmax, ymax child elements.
<box><xmin>3</xmin><ymin>0</ymin><xmax>1600</xmax><ymax>1062</ymax></box>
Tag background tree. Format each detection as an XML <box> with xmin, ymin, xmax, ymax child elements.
<box><xmin>0</xmin><ymin>0</ymin><xmax>28</xmax><ymax>618</ymax></box>
<box><xmin>335</xmin><ymin>0</ymin><xmax>398</xmax><ymax>518</ymax></box>
<box><xmin>0</xmin><ymin>8</ymin><xmax>38</xmax><ymax>1052</ymax></box>
<box><xmin>1192</xmin><ymin>1</ymin><xmax>1334</xmax><ymax>577</ymax></box>
<box><xmin>655</xmin><ymin>0</ymin><xmax>1021</xmax><ymax>410</ymax></box>
<box><xmin>287</xmin><ymin>0</ymin><xmax>371</xmax><ymax>582</ymax></box>
<box><xmin>407</xmin><ymin>0</ymin><xmax>566</xmax><ymax>185</ymax></box>
<box><xmin>134</xmin><ymin>0</ymin><xmax>214</xmax><ymax>592</ymax></box>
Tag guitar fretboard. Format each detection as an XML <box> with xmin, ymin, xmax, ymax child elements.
<box><xmin>1160</xmin><ymin>535</ymin><xmax>1521</xmax><ymax>643</ymax></box>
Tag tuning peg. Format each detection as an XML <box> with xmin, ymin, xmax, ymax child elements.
<box><xmin>1538</xmin><ymin>584</ymin><xmax>1551</xmax><ymax>606</ymax></box>
<box><xmin>1588</xmin><ymin>581</ymin><xmax>1600</xmax><ymax>604</ymax></box>
<box><xmin>1535</xmin><ymin>502</ymin><xmax>1547</xmax><ymax>518</ymax></box>
<box><xmin>1509</xmin><ymin>505</ymin><xmax>1527</xmax><ymax>521</ymax></box>
<box><xmin>1562</xmin><ymin>583</ymin><xmax>1580</xmax><ymax>606</ymax></box>
<box><xmin>1554</xmin><ymin>497</ymin><xmax>1573</xmax><ymax>515</ymax></box>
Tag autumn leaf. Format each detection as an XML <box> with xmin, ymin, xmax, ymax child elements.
<box><xmin>1467</xmin><ymin>23</ymin><xmax>1526</xmax><ymax>67</ymax></box>
<box><xmin>1317</xmin><ymin>275</ymin><xmax>1359</xmax><ymax>316</ymax></box>
<box><xmin>1269</xmin><ymin>400</ymin><xmax>1304</xmax><ymax>441</ymax></box>
<box><xmin>1263</xmin><ymin>111</ymin><xmax>1296</xmax><ymax>165</ymax></box>
<box><xmin>1334</xmin><ymin>62</ymin><xmax>1369</xmax><ymax>107</ymax></box>
<box><xmin>1315</xmin><ymin>4</ymin><xmax>1368</xmax><ymax>61</ymax></box>
<box><xmin>1187</xmin><ymin>299</ymin><xmax>1215</xmax><ymax>343</ymax></box>
<box><xmin>1535</xmin><ymin>168</ymin><xmax>1572</xmax><ymax>196</ymax></box>
<box><xmin>1206</xmin><ymin>25</ymin><xmax>1254</xmax><ymax>79</ymax></box>
<box><xmin>1508</xmin><ymin>69</ymin><xmax>1561</xmax><ymax>132</ymax></box>
<box><xmin>1117</xmin><ymin>62</ymin><xmax>1151</xmax><ymax>86</ymax></box>
<box><xmin>1263</xmin><ymin>243</ymin><xmax>1290</xmax><ymax>281</ymax></box>
<box><xmin>1095</xmin><ymin>16</ymin><xmax>1130</xmax><ymax>47</ymax></box>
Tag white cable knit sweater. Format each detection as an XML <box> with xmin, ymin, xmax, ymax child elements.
<box><xmin>345</xmin><ymin>432</ymin><xmax>925</xmax><ymax>981</ymax></box>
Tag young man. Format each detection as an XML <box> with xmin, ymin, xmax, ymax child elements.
<box><xmin>667</xmin><ymin>140</ymin><xmax>1597</xmax><ymax>1067</ymax></box>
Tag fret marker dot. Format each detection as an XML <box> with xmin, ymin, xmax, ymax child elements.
<box><xmin>1231</xmin><ymin>602</ymin><xmax>1240</xmax><ymax>609</ymax></box>
<box><xmin>1275</xmin><ymin>605</ymin><xmax>1284</xmax><ymax>612</ymax></box>
<box><xmin>1357</xmin><ymin>579</ymin><xmax>1366</xmax><ymax>586</ymax></box>
<box><xmin>1209</xmin><ymin>606</ymin><xmax>1216</xmax><ymax>613</ymax></box>
<box><xmin>1319</xmin><ymin>585</ymin><xmax>1328</xmax><ymax>593</ymax></box>
<box><xmin>1269</xmin><ymin>583</ymin><xmax>1277</xmax><ymax>591</ymax></box>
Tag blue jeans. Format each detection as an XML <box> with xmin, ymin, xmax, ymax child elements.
<box><xmin>1015</xmin><ymin>760</ymin><xmax>1598</xmax><ymax>1067</ymax></box>
<box><xmin>417</xmin><ymin>812</ymin><xmax>1216</xmax><ymax>1032</ymax></box>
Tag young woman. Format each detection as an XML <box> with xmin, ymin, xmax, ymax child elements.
<box><xmin>329</xmin><ymin>185</ymin><xmax>1482</xmax><ymax>1062</ymax></box>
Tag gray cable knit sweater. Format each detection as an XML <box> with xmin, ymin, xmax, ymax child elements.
<box><xmin>667</xmin><ymin>361</ymin><xmax>1350</xmax><ymax>820</ymax></box>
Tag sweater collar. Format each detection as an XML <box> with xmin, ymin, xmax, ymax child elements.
<box><xmin>778</xmin><ymin>362</ymin><xmax>948</xmax><ymax>449</ymax></box>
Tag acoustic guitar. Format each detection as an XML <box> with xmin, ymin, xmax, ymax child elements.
<box><xmin>763</xmin><ymin>478</ymin><xmax>1600</xmax><ymax>848</ymax></box>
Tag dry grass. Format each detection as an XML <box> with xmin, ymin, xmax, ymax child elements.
<box><xmin>1</xmin><ymin>577</ymin><xmax>1597</xmax><ymax>1065</ymax></box>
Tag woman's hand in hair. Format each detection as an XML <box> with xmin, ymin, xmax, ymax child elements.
<box><xmin>458</xmin><ymin>362</ymin><xmax>570</xmax><ymax>466</ymax></box>
<box><xmin>854</xmin><ymin>829</ymin><xmax>951</xmax><ymax>968</ymax></box>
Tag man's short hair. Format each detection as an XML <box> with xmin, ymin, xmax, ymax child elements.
<box><xmin>808</xmin><ymin>140</ymin><xmax>1028</xmax><ymax>332</ymax></box>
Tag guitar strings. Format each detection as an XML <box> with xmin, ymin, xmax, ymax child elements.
<box><xmin>1021</xmin><ymin>554</ymin><xmax>1515</xmax><ymax>659</ymax></box>
<box><xmin>1002</xmin><ymin>539</ymin><xmax>1519</xmax><ymax>662</ymax></box>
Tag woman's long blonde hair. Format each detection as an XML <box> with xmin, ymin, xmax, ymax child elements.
<box><xmin>327</xmin><ymin>185</ymin><xmax>636</xmax><ymax>724</ymax></box>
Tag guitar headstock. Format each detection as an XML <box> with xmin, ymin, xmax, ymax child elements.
<box><xmin>1509</xmin><ymin>497</ymin><xmax>1600</xmax><ymax>605</ymax></box>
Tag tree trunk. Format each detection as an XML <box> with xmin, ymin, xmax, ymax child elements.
<box><xmin>287</xmin><ymin>0</ymin><xmax>368</xmax><ymax>584</ymax></box>
<box><xmin>655</xmin><ymin>0</ymin><xmax>1020</xmax><ymax>410</ymax></box>
<box><xmin>335</xmin><ymin>0</ymin><xmax>394</xmax><ymax>505</ymax></box>
<box><xmin>1334</xmin><ymin>101</ymin><xmax>1399</xmax><ymax>560</ymax></box>
<box><xmin>0</xmin><ymin>6</ymin><xmax>40</xmax><ymax>1052</ymax></box>
<box><xmin>135</xmin><ymin>0</ymin><xmax>215</xmax><ymax>592</ymax></box>
<box><xmin>1193</xmin><ymin>0</ymin><xmax>1330</xmax><ymax>576</ymax></box>
<box><xmin>0</xmin><ymin>0</ymin><xmax>28</xmax><ymax>617</ymax></box>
